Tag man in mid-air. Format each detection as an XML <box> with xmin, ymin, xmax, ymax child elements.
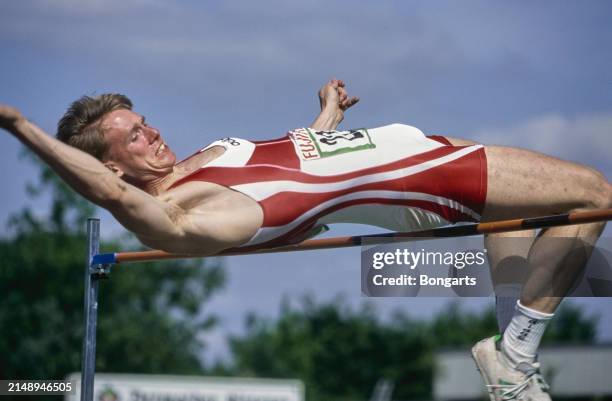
<box><xmin>1</xmin><ymin>80</ymin><xmax>610</xmax><ymax>401</ymax></box>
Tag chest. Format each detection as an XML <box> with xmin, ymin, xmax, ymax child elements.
<box><xmin>160</xmin><ymin>180</ymin><xmax>259</xmax><ymax>215</ymax></box>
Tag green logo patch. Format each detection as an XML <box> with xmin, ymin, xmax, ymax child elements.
<box><xmin>290</xmin><ymin>128</ymin><xmax>376</xmax><ymax>161</ymax></box>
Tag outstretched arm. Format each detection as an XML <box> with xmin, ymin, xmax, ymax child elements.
<box><xmin>0</xmin><ymin>105</ymin><xmax>186</xmax><ymax>242</ymax></box>
<box><xmin>310</xmin><ymin>79</ymin><xmax>359</xmax><ymax>131</ymax></box>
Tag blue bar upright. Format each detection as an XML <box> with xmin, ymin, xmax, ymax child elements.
<box><xmin>81</xmin><ymin>219</ymin><xmax>101</xmax><ymax>401</ymax></box>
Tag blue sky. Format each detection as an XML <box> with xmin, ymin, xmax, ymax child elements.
<box><xmin>1</xmin><ymin>0</ymin><xmax>611</xmax><ymax>363</ymax></box>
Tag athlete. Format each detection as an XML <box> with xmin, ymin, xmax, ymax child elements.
<box><xmin>1</xmin><ymin>79</ymin><xmax>610</xmax><ymax>400</ymax></box>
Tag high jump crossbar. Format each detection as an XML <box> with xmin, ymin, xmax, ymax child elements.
<box><xmin>92</xmin><ymin>208</ymin><xmax>612</xmax><ymax>265</ymax></box>
<box><xmin>80</xmin><ymin>208</ymin><xmax>612</xmax><ymax>401</ymax></box>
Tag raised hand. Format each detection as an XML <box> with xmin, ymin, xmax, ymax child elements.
<box><xmin>311</xmin><ymin>79</ymin><xmax>359</xmax><ymax>131</ymax></box>
<box><xmin>0</xmin><ymin>104</ymin><xmax>25</xmax><ymax>135</ymax></box>
<box><xmin>318</xmin><ymin>79</ymin><xmax>359</xmax><ymax>112</ymax></box>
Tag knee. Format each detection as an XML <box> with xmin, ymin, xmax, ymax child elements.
<box><xmin>580</xmin><ymin>168</ymin><xmax>612</xmax><ymax>210</ymax></box>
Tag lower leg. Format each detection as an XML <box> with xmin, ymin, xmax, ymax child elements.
<box><xmin>499</xmin><ymin>219</ymin><xmax>605</xmax><ymax>367</ymax></box>
<box><xmin>521</xmin><ymin>221</ymin><xmax>606</xmax><ymax>313</ymax></box>
<box><xmin>485</xmin><ymin>230</ymin><xmax>536</xmax><ymax>333</ymax></box>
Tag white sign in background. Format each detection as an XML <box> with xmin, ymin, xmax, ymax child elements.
<box><xmin>65</xmin><ymin>373</ymin><xmax>304</xmax><ymax>401</ymax></box>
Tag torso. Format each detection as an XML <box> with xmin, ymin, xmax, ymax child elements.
<box><xmin>154</xmin><ymin>125</ymin><xmax>487</xmax><ymax>252</ymax></box>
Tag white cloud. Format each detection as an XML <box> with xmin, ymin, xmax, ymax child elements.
<box><xmin>472</xmin><ymin>112</ymin><xmax>612</xmax><ymax>169</ymax></box>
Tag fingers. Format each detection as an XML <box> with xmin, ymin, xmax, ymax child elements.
<box><xmin>340</xmin><ymin>96</ymin><xmax>359</xmax><ymax>110</ymax></box>
<box><xmin>329</xmin><ymin>78</ymin><xmax>346</xmax><ymax>88</ymax></box>
<box><xmin>321</xmin><ymin>78</ymin><xmax>359</xmax><ymax>110</ymax></box>
<box><xmin>329</xmin><ymin>78</ymin><xmax>358</xmax><ymax>110</ymax></box>
<box><xmin>341</xmin><ymin>96</ymin><xmax>359</xmax><ymax>109</ymax></box>
<box><xmin>339</xmin><ymin>89</ymin><xmax>348</xmax><ymax>103</ymax></box>
<box><xmin>320</xmin><ymin>78</ymin><xmax>340</xmax><ymax>98</ymax></box>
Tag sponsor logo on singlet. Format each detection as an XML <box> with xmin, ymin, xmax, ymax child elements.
<box><xmin>221</xmin><ymin>137</ymin><xmax>241</xmax><ymax>146</ymax></box>
<box><xmin>289</xmin><ymin>128</ymin><xmax>376</xmax><ymax>161</ymax></box>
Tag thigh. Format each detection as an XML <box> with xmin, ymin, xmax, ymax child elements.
<box><xmin>481</xmin><ymin>145</ymin><xmax>602</xmax><ymax>221</ymax></box>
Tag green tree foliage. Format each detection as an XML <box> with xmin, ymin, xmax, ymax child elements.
<box><xmin>428</xmin><ymin>302</ymin><xmax>498</xmax><ymax>348</ymax></box>
<box><xmin>226</xmin><ymin>297</ymin><xmax>598</xmax><ymax>401</ymax></box>
<box><xmin>0</xmin><ymin>158</ymin><xmax>225</xmax><ymax>384</ymax></box>
<box><xmin>228</xmin><ymin>296</ymin><xmax>433</xmax><ymax>401</ymax></box>
<box><xmin>543</xmin><ymin>303</ymin><xmax>598</xmax><ymax>344</ymax></box>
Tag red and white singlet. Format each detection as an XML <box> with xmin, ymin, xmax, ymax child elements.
<box><xmin>169</xmin><ymin>124</ymin><xmax>487</xmax><ymax>250</ymax></box>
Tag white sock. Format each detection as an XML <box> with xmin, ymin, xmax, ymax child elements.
<box><xmin>501</xmin><ymin>300</ymin><xmax>553</xmax><ymax>367</ymax></box>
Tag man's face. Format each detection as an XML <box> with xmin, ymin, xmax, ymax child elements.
<box><xmin>101</xmin><ymin>109</ymin><xmax>176</xmax><ymax>183</ymax></box>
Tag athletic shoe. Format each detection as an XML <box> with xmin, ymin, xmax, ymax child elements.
<box><xmin>471</xmin><ymin>335</ymin><xmax>551</xmax><ymax>401</ymax></box>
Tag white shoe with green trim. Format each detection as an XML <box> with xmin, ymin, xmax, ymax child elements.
<box><xmin>471</xmin><ymin>335</ymin><xmax>552</xmax><ymax>401</ymax></box>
